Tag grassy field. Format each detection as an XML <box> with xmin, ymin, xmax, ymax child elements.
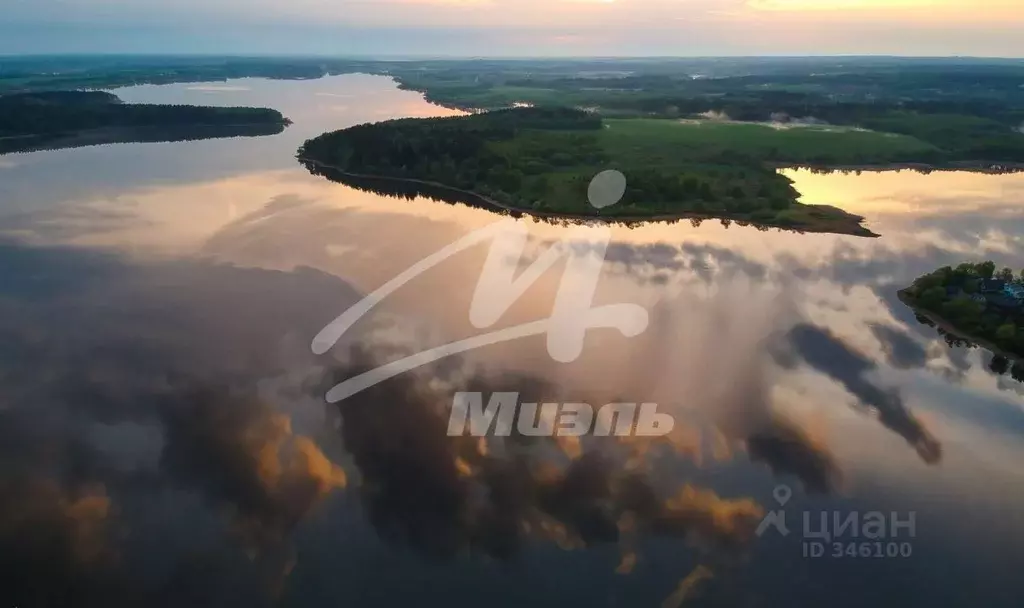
<box><xmin>600</xmin><ymin>119</ymin><xmax>939</xmax><ymax>165</ymax></box>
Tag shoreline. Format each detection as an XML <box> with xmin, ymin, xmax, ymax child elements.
<box><xmin>772</xmin><ymin>161</ymin><xmax>1024</xmax><ymax>174</ymax></box>
<box><xmin>298</xmin><ymin>157</ymin><xmax>880</xmax><ymax>237</ymax></box>
<box><xmin>897</xmin><ymin>289</ymin><xmax>1024</xmax><ymax>363</ymax></box>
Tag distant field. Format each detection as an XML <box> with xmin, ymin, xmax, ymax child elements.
<box><xmin>599</xmin><ymin>118</ymin><xmax>939</xmax><ymax>165</ymax></box>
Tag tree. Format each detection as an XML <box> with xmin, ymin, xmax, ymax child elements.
<box><xmin>914</xmin><ymin>313</ymin><xmax>936</xmax><ymax>328</ymax></box>
<box><xmin>940</xmin><ymin>297</ymin><xmax>982</xmax><ymax>329</ymax></box>
<box><xmin>996</xmin><ymin>323</ymin><xmax>1016</xmax><ymax>343</ymax></box>
<box><xmin>913</xmin><ymin>271</ymin><xmax>945</xmax><ymax>293</ymax></box>
<box><xmin>918</xmin><ymin>286</ymin><xmax>947</xmax><ymax>310</ymax></box>
<box><xmin>976</xmin><ymin>261</ymin><xmax>996</xmax><ymax>279</ymax></box>
<box><xmin>954</xmin><ymin>263</ymin><xmax>976</xmax><ymax>279</ymax></box>
<box><xmin>998</xmin><ymin>267</ymin><xmax>1015</xmax><ymax>282</ymax></box>
<box><xmin>989</xmin><ymin>355</ymin><xmax>1010</xmax><ymax>376</ymax></box>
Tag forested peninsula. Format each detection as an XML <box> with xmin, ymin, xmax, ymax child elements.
<box><xmin>0</xmin><ymin>91</ymin><xmax>289</xmax><ymax>154</ymax></box>
<box><xmin>298</xmin><ymin>107</ymin><xmax>876</xmax><ymax>235</ymax></box>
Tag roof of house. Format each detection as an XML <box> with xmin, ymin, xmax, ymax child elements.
<box><xmin>981</xmin><ymin>279</ymin><xmax>1007</xmax><ymax>291</ymax></box>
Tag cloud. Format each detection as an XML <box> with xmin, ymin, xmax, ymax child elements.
<box><xmin>662</xmin><ymin>564</ymin><xmax>714</xmax><ymax>608</ymax></box>
<box><xmin>0</xmin><ymin>241</ymin><xmax>360</xmax><ymax>603</ymax></box>
<box><xmin>2</xmin><ymin>0</ymin><xmax>1021</xmax><ymax>55</ymax></box>
<box><xmin>747</xmin><ymin>0</ymin><xmax>1021</xmax><ymax>13</ymax></box>
<box><xmin>652</xmin><ymin>485</ymin><xmax>764</xmax><ymax>550</ymax></box>
<box><xmin>0</xmin><ymin>478</ymin><xmax>115</xmax><ymax>607</ymax></box>
<box><xmin>158</xmin><ymin>389</ymin><xmax>346</xmax><ymax>551</ymax></box>
<box><xmin>0</xmin><ymin>235</ymin><xmax>779</xmax><ymax>605</ymax></box>
<box><xmin>316</xmin><ymin>343</ymin><xmax>767</xmax><ymax>560</ymax></box>
<box><xmin>746</xmin><ymin>413</ymin><xmax>841</xmax><ymax>494</ymax></box>
<box><xmin>870</xmin><ymin>322</ymin><xmax>929</xmax><ymax>370</ymax></box>
<box><xmin>784</xmin><ymin>323</ymin><xmax>942</xmax><ymax>464</ymax></box>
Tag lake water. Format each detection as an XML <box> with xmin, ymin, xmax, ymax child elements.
<box><xmin>1</xmin><ymin>74</ymin><xmax>1023</xmax><ymax>607</ymax></box>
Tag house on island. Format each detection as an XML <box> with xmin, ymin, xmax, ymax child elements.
<box><xmin>964</xmin><ymin>279</ymin><xmax>1024</xmax><ymax>312</ymax></box>
<box><xmin>1004</xmin><ymin>283</ymin><xmax>1024</xmax><ymax>301</ymax></box>
<box><xmin>966</xmin><ymin>276</ymin><xmax>1024</xmax><ymax>309</ymax></box>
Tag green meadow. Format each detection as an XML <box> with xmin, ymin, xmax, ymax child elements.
<box><xmin>599</xmin><ymin>119</ymin><xmax>939</xmax><ymax>166</ymax></box>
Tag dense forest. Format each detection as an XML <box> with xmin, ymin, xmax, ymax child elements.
<box><xmin>0</xmin><ymin>90</ymin><xmax>289</xmax><ymax>139</ymax></box>
<box><xmin>902</xmin><ymin>262</ymin><xmax>1024</xmax><ymax>357</ymax></box>
<box><xmin>298</xmin><ymin>107</ymin><xmax>874</xmax><ymax>236</ymax></box>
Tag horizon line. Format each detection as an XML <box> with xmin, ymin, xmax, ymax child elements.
<box><xmin>3</xmin><ymin>52</ymin><xmax>1024</xmax><ymax>61</ymax></box>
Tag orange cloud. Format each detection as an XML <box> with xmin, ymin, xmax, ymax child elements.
<box><xmin>662</xmin><ymin>564</ymin><xmax>714</xmax><ymax>608</ymax></box>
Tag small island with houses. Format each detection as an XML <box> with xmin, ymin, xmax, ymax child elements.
<box><xmin>900</xmin><ymin>262</ymin><xmax>1024</xmax><ymax>359</ymax></box>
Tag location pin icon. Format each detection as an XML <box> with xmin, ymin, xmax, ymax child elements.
<box><xmin>773</xmin><ymin>485</ymin><xmax>793</xmax><ymax>506</ymax></box>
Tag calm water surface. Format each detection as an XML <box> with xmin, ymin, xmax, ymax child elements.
<box><xmin>1</xmin><ymin>75</ymin><xmax>1022</xmax><ymax>607</ymax></box>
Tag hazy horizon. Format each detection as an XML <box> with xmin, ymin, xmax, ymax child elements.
<box><xmin>4</xmin><ymin>50</ymin><xmax>1024</xmax><ymax>60</ymax></box>
<box><xmin>2</xmin><ymin>0</ymin><xmax>1022</xmax><ymax>57</ymax></box>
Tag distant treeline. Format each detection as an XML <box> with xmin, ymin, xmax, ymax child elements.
<box><xmin>0</xmin><ymin>90</ymin><xmax>289</xmax><ymax>139</ymax></box>
<box><xmin>0</xmin><ymin>56</ymin><xmax>349</xmax><ymax>94</ymax></box>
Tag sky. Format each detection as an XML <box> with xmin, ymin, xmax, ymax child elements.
<box><xmin>1</xmin><ymin>0</ymin><xmax>1022</xmax><ymax>56</ymax></box>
